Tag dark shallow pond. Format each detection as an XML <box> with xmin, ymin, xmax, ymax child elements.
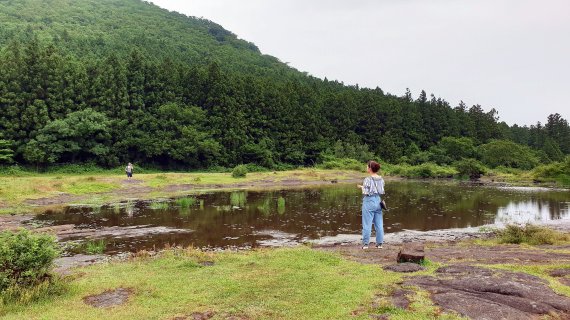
<box><xmin>34</xmin><ymin>181</ymin><xmax>570</xmax><ymax>253</ymax></box>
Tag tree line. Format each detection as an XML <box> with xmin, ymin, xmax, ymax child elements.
<box><xmin>0</xmin><ymin>39</ymin><xmax>569</xmax><ymax>170</ymax></box>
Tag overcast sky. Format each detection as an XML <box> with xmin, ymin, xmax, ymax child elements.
<box><xmin>152</xmin><ymin>0</ymin><xmax>569</xmax><ymax>126</ymax></box>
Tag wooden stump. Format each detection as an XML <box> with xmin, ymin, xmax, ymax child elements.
<box><xmin>397</xmin><ymin>244</ymin><xmax>425</xmax><ymax>264</ymax></box>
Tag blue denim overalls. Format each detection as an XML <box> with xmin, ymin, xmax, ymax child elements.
<box><xmin>362</xmin><ymin>177</ymin><xmax>384</xmax><ymax>246</ymax></box>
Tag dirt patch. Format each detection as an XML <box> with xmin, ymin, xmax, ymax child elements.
<box><xmin>199</xmin><ymin>261</ymin><xmax>215</xmax><ymax>267</ymax></box>
<box><xmin>560</xmin><ymin>278</ymin><xmax>570</xmax><ymax>287</ymax></box>
<box><xmin>162</xmin><ymin>184</ymin><xmax>197</xmax><ymax>193</ymax></box>
<box><xmin>550</xmin><ymin>268</ymin><xmax>570</xmax><ymax>278</ymax></box>
<box><xmin>25</xmin><ymin>193</ymin><xmax>84</xmax><ymax>206</ymax></box>
<box><xmin>383</xmin><ymin>263</ymin><xmax>425</xmax><ymax>273</ymax></box>
<box><xmin>405</xmin><ymin>265</ymin><xmax>570</xmax><ymax>319</ymax></box>
<box><xmin>121</xmin><ymin>179</ymin><xmax>143</xmax><ymax>184</ymax></box>
<box><xmin>83</xmin><ymin>287</ymin><xmax>133</xmax><ymax>308</ymax></box>
<box><xmin>390</xmin><ymin>289</ymin><xmax>412</xmax><ymax>309</ymax></box>
<box><xmin>171</xmin><ymin>311</ymin><xmax>215</xmax><ymax>320</ymax></box>
<box><xmin>113</xmin><ymin>185</ymin><xmax>153</xmax><ymax>196</ymax></box>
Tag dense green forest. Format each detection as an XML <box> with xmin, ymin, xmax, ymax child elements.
<box><xmin>0</xmin><ymin>0</ymin><xmax>569</xmax><ymax>171</ymax></box>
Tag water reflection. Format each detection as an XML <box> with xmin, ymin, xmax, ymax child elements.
<box><xmin>34</xmin><ymin>181</ymin><xmax>570</xmax><ymax>253</ymax></box>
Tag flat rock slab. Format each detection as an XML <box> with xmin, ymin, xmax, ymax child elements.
<box><xmin>54</xmin><ymin>254</ymin><xmax>106</xmax><ymax>275</ymax></box>
<box><xmin>427</xmin><ymin>243</ymin><xmax>570</xmax><ymax>265</ymax></box>
<box><xmin>0</xmin><ymin>214</ymin><xmax>34</xmax><ymax>231</ymax></box>
<box><xmin>383</xmin><ymin>263</ymin><xmax>425</xmax><ymax>273</ymax></box>
<box><xmin>83</xmin><ymin>288</ymin><xmax>133</xmax><ymax>308</ymax></box>
<box><xmin>405</xmin><ymin>265</ymin><xmax>570</xmax><ymax>319</ymax></box>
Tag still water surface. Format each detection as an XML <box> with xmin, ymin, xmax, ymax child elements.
<box><xmin>35</xmin><ymin>181</ymin><xmax>570</xmax><ymax>253</ymax></box>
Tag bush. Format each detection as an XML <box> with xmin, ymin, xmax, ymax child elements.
<box><xmin>317</xmin><ymin>157</ymin><xmax>363</xmax><ymax>171</ymax></box>
<box><xmin>0</xmin><ymin>230</ymin><xmax>59</xmax><ymax>291</ymax></box>
<box><xmin>454</xmin><ymin>158</ymin><xmax>487</xmax><ymax>180</ymax></box>
<box><xmin>232</xmin><ymin>165</ymin><xmax>248</xmax><ymax>178</ymax></box>
<box><xmin>498</xmin><ymin>224</ymin><xmax>569</xmax><ymax>245</ymax></box>
<box><xmin>478</xmin><ymin>140</ymin><xmax>540</xmax><ymax>170</ymax></box>
<box><xmin>0</xmin><ymin>165</ymin><xmax>31</xmax><ymax>177</ymax></box>
<box><xmin>395</xmin><ymin>163</ymin><xmax>457</xmax><ymax>179</ymax></box>
<box><xmin>532</xmin><ymin>156</ymin><xmax>570</xmax><ymax>186</ymax></box>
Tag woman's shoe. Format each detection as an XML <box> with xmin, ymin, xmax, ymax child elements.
<box><xmin>376</xmin><ymin>244</ymin><xmax>383</xmax><ymax>249</ymax></box>
<box><xmin>362</xmin><ymin>245</ymin><xmax>369</xmax><ymax>250</ymax></box>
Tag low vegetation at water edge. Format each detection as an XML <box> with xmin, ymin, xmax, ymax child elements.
<box><xmin>497</xmin><ymin>224</ymin><xmax>570</xmax><ymax>245</ymax></box>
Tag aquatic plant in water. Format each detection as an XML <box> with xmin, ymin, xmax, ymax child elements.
<box><xmin>230</xmin><ymin>191</ymin><xmax>247</xmax><ymax>208</ymax></box>
<box><xmin>149</xmin><ymin>201</ymin><xmax>169</xmax><ymax>210</ymax></box>
<box><xmin>84</xmin><ymin>240</ymin><xmax>106</xmax><ymax>254</ymax></box>
<box><xmin>176</xmin><ymin>197</ymin><xmax>196</xmax><ymax>208</ymax></box>
<box><xmin>277</xmin><ymin>197</ymin><xmax>286</xmax><ymax>215</ymax></box>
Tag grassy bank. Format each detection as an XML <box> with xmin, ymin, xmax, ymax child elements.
<box><xmin>0</xmin><ymin>168</ymin><xmax>361</xmax><ymax>214</ymax></box>
<box><xmin>1</xmin><ymin>161</ymin><xmax>568</xmax><ymax>215</ymax></box>
<box><xmin>1</xmin><ymin>247</ymin><xmax>453</xmax><ymax>320</ymax></box>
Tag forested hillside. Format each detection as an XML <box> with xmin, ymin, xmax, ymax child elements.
<box><xmin>0</xmin><ymin>0</ymin><xmax>568</xmax><ymax>170</ymax></box>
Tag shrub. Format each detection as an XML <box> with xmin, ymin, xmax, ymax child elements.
<box><xmin>497</xmin><ymin>224</ymin><xmax>569</xmax><ymax>245</ymax></box>
<box><xmin>0</xmin><ymin>165</ymin><xmax>31</xmax><ymax>177</ymax></box>
<box><xmin>0</xmin><ymin>230</ymin><xmax>59</xmax><ymax>291</ymax></box>
<box><xmin>399</xmin><ymin>163</ymin><xmax>457</xmax><ymax>179</ymax></box>
<box><xmin>243</xmin><ymin>163</ymin><xmax>269</xmax><ymax>173</ymax></box>
<box><xmin>317</xmin><ymin>157</ymin><xmax>363</xmax><ymax>171</ymax></box>
<box><xmin>232</xmin><ymin>164</ymin><xmax>248</xmax><ymax>178</ymax></box>
<box><xmin>478</xmin><ymin>140</ymin><xmax>540</xmax><ymax>170</ymax></box>
<box><xmin>532</xmin><ymin>156</ymin><xmax>570</xmax><ymax>186</ymax></box>
<box><xmin>454</xmin><ymin>158</ymin><xmax>487</xmax><ymax>180</ymax></box>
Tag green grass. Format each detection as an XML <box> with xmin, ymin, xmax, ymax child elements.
<box><xmin>84</xmin><ymin>240</ymin><xmax>106</xmax><ymax>254</ymax></box>
<box><xmin>148</xmin><ymin>201</ymin><xmax>169</xmax><ymax>210</ymax></box>
<box><xmin>176</xmin><ymin>197</ymin><xmax>196</xmax><ymax>209</ymax></box>
<box><xmin>277</xmin><ymin>197</ymin><xmax>286</xmax><ymax>215</ymax></box>
<box><xmin>0</xmin><ymin>278</ymin><xmax>67</xmax><ymax>310</ymax></box>
<box><xmin>61</xmin><ymin>181</ymin><xmax>118</xmax><ymax>195</ymax></box>
<box><xmin>229</xmin><ymin>192</ymin><xmax>247</xmax><ymax>208</ymax></box>
<box><xmin>0</xmin><ymin>247</ymin><xmax>412</xmax><ymax>320</ymax></box>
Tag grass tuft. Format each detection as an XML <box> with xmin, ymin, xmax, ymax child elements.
<box><xmin>84</xmin><ymin>240</ymin><xmax>106</xmax><ymax>254</ymax></box>
<box><xmin>176</xmin><ymin>197</ymin><xmax>196</xmax><ymax>208</ymax></box>
<box><xmin>149</xmin><ymin>201</ymin><xmax>169</xmax><ymax>210</ymax></box>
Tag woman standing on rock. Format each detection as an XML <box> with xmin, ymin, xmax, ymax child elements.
<box><xmin>357</xmin><ymin>160</ymin><xmax>385</xmax><ymax>249</ymax></box>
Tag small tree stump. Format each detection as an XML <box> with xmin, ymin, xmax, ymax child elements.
<box><xmin>397</xmin><ymin>244</ymin><xmax>425</xmax><ymax>264</ymax></box>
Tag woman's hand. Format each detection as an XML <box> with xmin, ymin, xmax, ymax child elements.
<box><xmin>357</xmin><ymin>184</ymin><xmax>363</xmax><ymax>189</ymax></box>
